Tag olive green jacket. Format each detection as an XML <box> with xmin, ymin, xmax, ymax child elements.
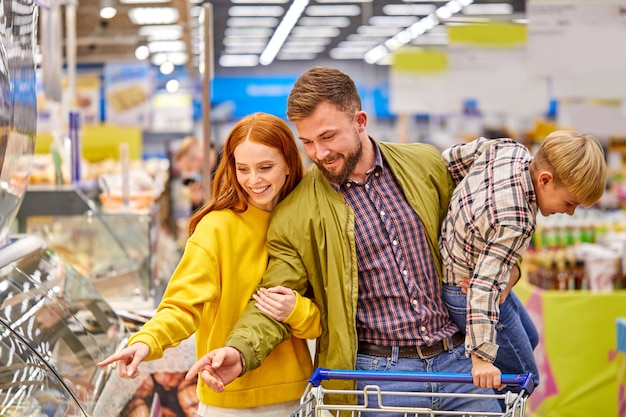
<box><xmin>227</xmin><ymin>140</ymin><xmax>455</xmax><ymax>400</ymax></box>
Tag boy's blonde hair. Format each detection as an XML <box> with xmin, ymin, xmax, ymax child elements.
<box><xmin>533</xmin><ymin>130</ymin><xmax>607</xmax><ymax>207</ymax></box>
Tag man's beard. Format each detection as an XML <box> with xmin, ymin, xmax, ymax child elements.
<box><xmin>315</xmin><ymin>133</ymin><xmax>362</xmax><ymax>184</ymax></box>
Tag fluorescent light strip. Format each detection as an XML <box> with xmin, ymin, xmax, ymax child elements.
<box><xmin>260</xmin><ymin>0</ymin><xmax>309</xmax><ymax>65</ymax></box>
<box><xmin>364</xmin><ymin>0</ymin><xmax>473</xmax><ymax>64</ymax></box>
<box><xmin>128</xmin><ymin>7</ymin><xmax>179</xmax><ymax>25</ymax></box>
<box><xmin>299</xmin><ymin>16</ymin><xmax>351</xmax><ymax>27</ymax></box>
<box><xmin>306</xmin><ymin>4</ymin><xmax>360</xmax><ymax>16</ymax></box>
<box><xmin>231</xmin><ymin>0</ymin><xmax>288</xmax><ymax>3</ymax></box>
<box><xmin>220</xmin><ymin>54</ymin><xmax>259</xmax><ymax>67</ymax></box>
<box><xmin>462</xmin><ymin>3</ymin><xmax>513</xmax><ymax>15</ymax></box>
<box><xmin>291</xmin><ymin>26</ymin><xmax>340</xmax><ymax>37</ymax></box>
<box><xmin>228</xmin><ymin>5</ymin><xmax>284</xmax><ymax>17</ymax></box>
<box><xmin>277</xmin><ymin>52</ymin><xmax>318</xmax><ymax>60</ymax></box>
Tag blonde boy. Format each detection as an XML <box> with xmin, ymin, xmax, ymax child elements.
<box><xmin>439</xmin><ymin>130</ymin><xmax>607</xmax><ymax>393</ymax></box>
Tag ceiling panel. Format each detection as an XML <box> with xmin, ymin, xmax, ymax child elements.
<box><xmin>63</xmin><ymin>0</ymin><xmax>527</xmax><ymax>75</ymax></box>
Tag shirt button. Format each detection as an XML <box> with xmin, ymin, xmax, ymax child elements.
<box><xmin>365</xmin><ymin>184</ymin><xmax>369</xmax><ymax>189</ymax></box>
<box><xmin>420</xmin><ymin>326</ymin><xmax>426</xmax><ymax>332</ymax></box>
<box><xmin>392</xmin><ymin>240</ymin><xmax>398</xmax><ymax>246</ymax></box>
<box><xmin>375</xmin><ymin>172</ymin><xmax>379</xmax><ymax>177</ymax></box>
<box><xmin>402</xmin><ymin>269</ymin><xmax>408</xmax><ymax>276</ymax></box>
<box><xmin>412</xmin><ymin>299</ymin><xmax>418</xmax><ymax>306</ymax></box>
<box><xmin>380</xmin><ymin>211</ymin><xmax>385</xmax><ymax>216</ymax></box>
<box><xmin>423</xmin><ymin>336</ymin><xmax>430</xmax><ymax>342</ymax></box>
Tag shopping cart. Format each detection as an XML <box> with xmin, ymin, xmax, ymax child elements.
<box><xmin>289</xmin><ymin>368</ymin><xmax>535</xmax><ymax>417</ymax></box>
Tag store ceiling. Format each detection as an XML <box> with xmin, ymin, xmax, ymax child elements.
<box><xmin>69</xmin><ymin>0</ymin><xmax>527</xmax><ymax>75</ymax></box>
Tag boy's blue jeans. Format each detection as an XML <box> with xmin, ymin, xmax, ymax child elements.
<box><xmin>442</xmin><ymin>283</ymin><xmax>540</xmax><ymax>388</ymax></box>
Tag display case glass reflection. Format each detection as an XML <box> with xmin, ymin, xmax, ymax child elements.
<box><xmin>0</xmin><ymin>235</ymin><xmax>131</xmax><ymax>416</ymax></box>
<box><xmin>21</xmin><ymin>204</ymin><xmax>160</xmax><ymax>300</ymax></box>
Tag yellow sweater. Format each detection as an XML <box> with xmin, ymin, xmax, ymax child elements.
<box><xmin>128</xmin><ymin>204</ymin><xmax>320</xmax><ymax>408</ymax></box>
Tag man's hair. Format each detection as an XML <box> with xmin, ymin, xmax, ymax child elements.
<box><xmin>533</xmin><ymin>130</ymin><xmax>607</xmax><ymax>206</ymax></box>
<box><xmin>287</xmin><ymin>66</ymin><xmax>362</xmax><ymax>121</ymax></box>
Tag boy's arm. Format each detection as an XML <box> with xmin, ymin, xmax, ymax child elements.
<box><xmin>466</xmin><ymin>223</ymin><xmax>532</xmax><ymax>364</ymax></box>
<box><xmin>441</xmin><ymin>137</ymin><xmax>492</xmax><ymax>185</ymax></box>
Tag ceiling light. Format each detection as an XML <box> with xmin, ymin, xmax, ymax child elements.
<box><xmin>329</xmin><ymin>48</ymin><xmax>367</xmax><ymax>59</ymax></box>
<box><xmin>166</xmin><ymin>79</ymin><xmax>179</xmax><ymax>93</ymax></box>
<box><xmin>462</xmin><ymin>3</ymin><xmax>513</xmax><ymax>15</ymax></box>
<box><xmin>120</xmin><ymin>0</ymin><xmax>168</xmax><ymax>4</ymax></box>
<box><xmin>231</xmin><ymin>0</ymin><xmax>288</xmax><ymax>3</ymax></box>
<box><xmin>147</xmin><ymin>40</ymin><xmax>186</xmax><ymax>53</ymax></box>
<box><xmin>280</xmin><ymin>44</ymin><xmax>324</xmax><ymax>53</ymax></box>
<box><xmin>299</xmin><ymin>17</ymin><xmax>351</xmax><ymax>27</ymax></box>
<box><xmin>365</xmin><ymin>0</ymin><xmax>471</xmax><ymax>64</ymax></box>
<box><xmin>227</xmin><ymin>17</ymin><xmax>279</xmax><ymax>27</ymax></box>
<box><xmin>225</xmin><ymin>45</ymin><xmax>266</xmax><ymax>54</ymax></box>
<box><xmin>100</xmin><ymin>0</ymin><xmax>117</xmax><ymax>19</ymax></box>
<box><xmin>369</xmin><ymin>16</ymin><xmax>418</xmax><ymax>27</ymax></box>
<box><xmin>225</xmin><ymin>27</ymin><xmax>273</xmax><ymax>37</ymax></box>
<box><xmin>224</xmin><ymin>38</ymin><xmax>267</xmax><ymax>47</ymax></box>
<box><xmin>357</xmin><ymin>25</ymin><xmax>407</xmax><ymax>37</ymax></box>
<box><xmin>277</xmin><ymin>52</ymin><xmax>318</xmax><ymax>60</ymax></box>
<box><xmin>160</xmin><ymin>61</ymin><xmax>175</xmax><ymax>75</ymax></box>
<box><xmin>139</xmin><ymin>25</ymin><xmax>183</xmax><ymax>41</ymax></box>
<box><xmin>284</xmin><ymin>37</ymin><xmax>332</xmax><ymax>46</ymax></box>
<box><xmin>305</xmin><ymin>4</ymin><xmax>361</xmax><ymax>16</ymax></box>
<box><xmin>165</xmin><ymin>51</ymin><xmax>188</xmax><ymax>65</ymax></box>
<box><xmin>290</xmin><ymin>26</ymin><xmax>340</xmax><ymax>37</ymax></box>
<box><xmin>316</xmin><ymin>0</ymin><xmax>371</xmax><ymax>3</ymax></box>
<box><xmin>219</xmin><ymin>54</ymin><xmax>259</xmax><ymax>67</ymax></box>
<box><xmin>259</xmin><ymin>0</ymin><xmax>308</xmax><ymax>65</ymax></box>
<box><xmin>228</xmin><ymin>6</ymin><xmax>284</xmax><ymax>17</ymax></box>
<box><xmin>135</xmin><ymin>45</ymin><xmax>150</xmax><ymax>60</ymax></box>
<box><xmin>383</xmin><ymin>4</ymin><xmax>436</xmax><ymax>16</ymax></box>
<box><xmin>128</xmin><ymin>7</ymin><xmax>179</xmax><ymax>25</ymax></box>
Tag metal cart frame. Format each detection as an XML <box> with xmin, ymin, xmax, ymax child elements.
<box><xmin>290</xmin><ymin>368</ymin><xmax>535</xmax><ymax>417</ymax></box>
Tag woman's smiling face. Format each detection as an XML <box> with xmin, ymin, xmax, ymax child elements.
<box><xmin>234</xmin><ymin>139</ymin><xmax>289</xmax><ymax>211</ymax></box>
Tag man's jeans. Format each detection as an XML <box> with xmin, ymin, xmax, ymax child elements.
<box><xmin>442</xmin><ymin>284</ymin><xmax>540</xmax><ymax>387</ymax></box>
<box><xmin>355</xmin><ymin>343</ymin><xmax>501</xmax><ymax>417</ymax></box>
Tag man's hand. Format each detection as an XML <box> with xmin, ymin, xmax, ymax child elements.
<box><xmin>499</xmin><ymin>265</ymin><xmax>521</xmax><ymax>304</ymax></box>
<box><xmin>253</xmin><ymin>286</ymin><xmax>296</xmax><ymax>322</ymax></box>
<box><xmin>185</xmin><ymin>347</ymin><xmax>242</xmax><ymax>392</ymax></box>
<box><xmin>458</xmin><ymin>264</ymin><xmax>521</xmax><ymax>304</ymax></box>
<box><xmin>470</xmin><ymin>354</ymin><xmax>505</xmax><ymax>390</ymax></box>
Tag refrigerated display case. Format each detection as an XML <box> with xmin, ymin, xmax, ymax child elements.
<box><xmin>16</xmin><ymin>186</ymin><xmax>162</xmax><ymax>301</ymax></box>
<box><xmin>0</xmin><ymin>234</ymin><xmax>133</xmax><ymax>416</ymax></box>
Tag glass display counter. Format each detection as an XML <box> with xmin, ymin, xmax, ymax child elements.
<box><xmin>15</xmin><ymin>186</ymin><xmax>165</xmax><ymax>301</ymax></box>
<box><xmin>0</xmin><ymin>234</ymin><xmax>132</xmax><ymax>416</ymax></box>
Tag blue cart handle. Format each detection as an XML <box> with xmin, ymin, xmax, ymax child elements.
<box><xmin>309</xmin><ymin>368</ymin><xmax>535</xmax><ymax>395</ymax></box>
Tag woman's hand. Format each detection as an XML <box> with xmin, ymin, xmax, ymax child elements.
<box><xmin>97</xmin><ymin>342</ymin><xmax>149</xmax><ymax>379</ymax></box>
<box><xmin>253</xmin><ymin>286</ymin><xmax>296</xmax><ymax>322</ymax></box>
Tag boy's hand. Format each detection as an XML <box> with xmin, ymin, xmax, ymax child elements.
<box><xmin>471</xmin><ymin>355</ymin><xmax>506</xmax><ymax>390</ymax></box>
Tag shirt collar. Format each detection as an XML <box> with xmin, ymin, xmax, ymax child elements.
<box><xmin>332</xmin><ymin>138</ymin><xmax>383</xmax><ymax>190</ymax></box>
